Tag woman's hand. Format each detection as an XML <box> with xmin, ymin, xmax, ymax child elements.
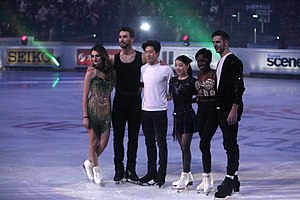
<box><xmin>83</xmin><ymin>118</ymin><xmax>90</xmax><ymax>129</ymax></box>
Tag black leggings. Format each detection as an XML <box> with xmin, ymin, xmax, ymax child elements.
<box><xmin>197</xmin><ymin>101</ymin><xmax>218</xmax><ymax>173</ymax></box>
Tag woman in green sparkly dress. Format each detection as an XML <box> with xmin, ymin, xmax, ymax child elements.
<box><xmin>82</xmin><ymin>44</ymin><xmax>115</xmax><ymax>185</ymax></box>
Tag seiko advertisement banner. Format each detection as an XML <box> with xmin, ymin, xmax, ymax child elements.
<box><xmin>6</xmin><ymin>49</ymin><xmax>54</xmax><ymax>66</ymax></box>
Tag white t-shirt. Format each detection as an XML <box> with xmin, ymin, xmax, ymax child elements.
<box><xmin>141</xmin><ymin>63</ymin><xmax>174</xmax><ymax>111</ymax></box>
<box><xmin>216</xmin><ymin>52</ymin><xmax>232</xmax><ymax>89</ymax></box>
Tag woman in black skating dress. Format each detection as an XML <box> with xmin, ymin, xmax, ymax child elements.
<box><xmin>169</xmin><ymin>55</ymin><xmax>197</xmax><ymax>190</ymax></box>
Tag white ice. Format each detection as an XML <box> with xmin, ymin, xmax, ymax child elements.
<box><xmin>0</xmin><ymin>71</ymin><xmax>300</xmax><ymax>200</ymax></box>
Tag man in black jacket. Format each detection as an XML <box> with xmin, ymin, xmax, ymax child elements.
<box><xmin>212</xmin><ymin>30</ymin><xmax>245</xmax><ymax>198</ymax></box>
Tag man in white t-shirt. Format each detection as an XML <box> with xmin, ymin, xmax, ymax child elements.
<box><xmin>139</xmin><ymin>40</ymin><xmax>174</xmax><ymax>188</ymax></box>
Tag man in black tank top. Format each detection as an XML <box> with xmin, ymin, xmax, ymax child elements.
<box><xmin>110</xmin><ymin>27</ymin><xmax>145</xmax><ymax>183</ymax></box>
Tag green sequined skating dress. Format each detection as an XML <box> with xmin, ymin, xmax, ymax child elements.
<box><xmin>88</xmin><ymin>76</ymin><xmax>113</xmax><ymax>137</ymax></box>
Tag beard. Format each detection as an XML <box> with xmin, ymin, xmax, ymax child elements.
<box><xmin>119</xmin><ymin>42</ymin><xmax>128</xmax><ymax>49</ymax></box>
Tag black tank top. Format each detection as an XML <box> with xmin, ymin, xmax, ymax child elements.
<box><xmin>114</xmin><ymin>51</ymin><xmax>143</xmax><ymax>93</ymax></box>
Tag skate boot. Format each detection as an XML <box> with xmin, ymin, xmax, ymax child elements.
<box><xmin>92</xmin><ymin>166</ymin><xmax>102</xmax><ymax>185</ymax></box>
<box><xmin>214</xmin><ymin>177</ymin><xmax>233</xmax><ymax>198</ymax></box>
<box><xmin>139</xmin><ymin>171</ymin><xmax>157</xmax><ymax>186</ymax></box>
<box><xmin>125</xmin><ymin>169</ymin><xmax>139</xmax><ymax>183</ymax></box>
<box><xmin>176</xmin><ymin>172</ymin><xmax>189</xmax><ymax>191</ymax></box>
<box><xmin>156</xmin><ymin>171</ymin><xmax>166</xmax><ymax>188</ymax></box>
<box><xmin>113</xmin><ymin>169</ymin><xmax>124</xmax><ymax>184</ymax></box>
<box><xmin>233</xmin><ymin>175</ymin><xmax>240</xmax><ymax>192</ymax></box>
<box><xmin>196</xmin><ymin>173</ymin><xmax>213</xmax><ymax>195</ymax></box>
<box><xmin>172</xmin><ymin>172</ymin><xmax>193</xmax><ymax>187</ymax></box>
<box><xmin>82</xmin><ymin>159</ymin><xmax>94</xmax><ymax>181</ymax></box>
<box><xmin>217</xmin><ymin>175</ymin><xmax>240</xmax><ymax>192</ymax></box>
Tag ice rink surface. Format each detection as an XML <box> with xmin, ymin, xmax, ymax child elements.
<box><xmin>0</xmin><ymin>70</ymin><xmax>299</xmax><ymax>200</ymax></box>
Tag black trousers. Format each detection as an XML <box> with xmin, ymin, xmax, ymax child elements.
<box><xmin>197</xmin><ymin>101</ymin><xmax>218</xmax><ymax>173</ymax></box>
<box><xmin>112</xmin><ymin>93</ymin><xmax>141</xmax><ymax>171</ymax></box>
<box><xmin>217</xmin><ymin>109</ymin><xmax>240</xmax><ymax>176</ymax></box>
<box><xmin>141</xmin><ymin>110</ymin><xmax>168</xmax><ymax>174</ymax></box>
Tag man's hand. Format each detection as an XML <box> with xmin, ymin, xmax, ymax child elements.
<box><xmin>227</xmin><ymin>104</ymin><xmax>239</xmax><ymax>125</ymax></box>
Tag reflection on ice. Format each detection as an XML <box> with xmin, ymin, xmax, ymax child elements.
<box><xmin>0</xmin><ymin>71</ymin><xmax>300</xmax><ymax>199</ymax></box>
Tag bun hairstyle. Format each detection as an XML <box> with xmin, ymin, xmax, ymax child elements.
<box><xmin>175</xmin><ymin>55</ymin><xmax>193</xmax><ymax>76</ymax></box>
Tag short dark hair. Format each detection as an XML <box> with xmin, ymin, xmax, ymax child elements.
<box><xmin>195</xmin><ymin>48</ymin><xmax>212</xmax><ymax>62</ymax></box>
<box><xmin>142</xmin><ymin>40</ymin><xmax>161</xmax><ymax>52</ymax></box>
<box><xmin>212</xmin><ymin>30</ymin><xmax>229</xmax><ymax>41</ymax></box>
<box><xmin>119</xmin><ymin>26</ymin><xmax>135</xmax><ymax>38</ymax></box>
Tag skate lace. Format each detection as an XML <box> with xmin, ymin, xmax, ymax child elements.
<box><xmin>178</xmin><ymin>175</ymin><xmax>188</xmax><ymax>187</ymax></box>
<box><xmin>204</xmin><ymin>176</ymin><xmax>213</xmax><ymax>188</ymax></box>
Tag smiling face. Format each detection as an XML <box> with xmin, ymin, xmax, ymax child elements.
<box><xmin>196</xmin><ymin>54</ymin><xmax>210</xmax><ymax>71</ymax></box>
<box><xmin>175</xmin><ymin>59</ymin><xmax>189</xmax><ymax>77</ymax></box>
<box><xmin>212</xmin><ymin>35</ymin><xmax>228</xmax><ymax>55</ymax></box>
<box><xmin>119</xmin><ymin>31</ymin><xmax>133</xmax><ymax>49</ymax></box>
<box><xmin>91</xmin><ymin>50</ymin><xmax>102</xmax><ymax>67</ymax></box>
<box><xmin>144</xmin><ymin>46</ymin><xmax>159</xmax><ymax>65</ymax></box>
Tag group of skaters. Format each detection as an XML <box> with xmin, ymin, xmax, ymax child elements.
<box><xmin>81</xmin><ymin>26</ymin><xmax>245</xmax><ymax>199</ymax></box>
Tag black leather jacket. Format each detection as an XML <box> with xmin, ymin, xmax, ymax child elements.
<box><xmin>217</xmin><ymin>54</ymin><xmax>245</xmax><ymax>119</ymax></box>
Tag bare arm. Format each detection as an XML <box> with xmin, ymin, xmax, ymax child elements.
<box><xmin>109</xmin><ymin>54</ymin><xmax>115</xmax><ymax>65</ymax></box>
<box><xmin>141</xmin><ymin>52</ymin><xmax>147</xmax><ymax>64</ymax></box>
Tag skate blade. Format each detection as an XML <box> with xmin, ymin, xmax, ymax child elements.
<box><xmin>214</xmin><ymin>196</ymin><xmax>232</xmax><ymax>200</ymax></box>
<box><xmin>156</xmin><ymin>183</ymin><xmax>165</xmax><ymax>189</ymax></box>
<box><xmin>172</xmin><ymin>181</ymin><xmax>193</xmax><ymax>188</ymax></box>
<box><xmin>203</xmin><ymin>187</ymin><xmax>214</xmax><ymax>196</ymax></box>
<box><xmin>125</xmin><ymin>179</ymin><xmax>139</xmax><ymax>185</ymax></box>
<box><xmin>94</xmin><ymin>181</ymin><xmax>103</xmax><ymax>187</ymax></box>
<box><xmin>114</xmin><ymin>178</ymin><xmax>126</xmax><ymax>184</ymax></box>
<box><xmin>175</xmin><ymin>185</ymin><xmax>192</xmax><ymax>192</ymax></box>
<box><xmin>139</xmin><ymin>180</ymin><xmax>156</xmax><ymax>186</ymax></box>
<box><xmin>176</xmin><ymin>189</ymin><xmax>185</xmax><ymax>193</ymax></box>
<box><xmin>176</xmin><ymin>187</ymin><xmax>190</xmax><ymax>193</ymax></box>
<box><xmin>205</xmin><ymin>188</ymin><xmax>213</xmax><ymax>196</ymax></box>
<box><xmin>214</xmin><ymin>194</ymin><xmax>233</xmax><ymax>199</ymax></box>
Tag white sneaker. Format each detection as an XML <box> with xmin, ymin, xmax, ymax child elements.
<box><xmin>197</xmin><ymin>173</ymin><xmax>213</xmax><ymax>193</ymax></box>
<box><xmin>83</xmin><ymin>159</ymin><xmax>94</xmax><ymax>181</ymax></box>
<box><xmin>172</xmin><ymin>172</ymin><xmax>193</xmax><ymax>186</ymax></box>
<box><xmin>176</xmin><ymin>172</ymin><xmax>189</xmax><ymax>189</ymax></box>
<box><xmin>93</xmin><ymin>166</ymin><xmax>102</xmax><ymax>185</ymax></box>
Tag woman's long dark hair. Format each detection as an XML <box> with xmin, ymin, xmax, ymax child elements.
<box><xmin>175</xmin><ymin>55</ymin><xmax>193</xmax><ymax>76</ymax></box>
<box><xmin>90</xmin><ymin>44</ymin><xmax>115</xmax><ymax>84</ymax></box>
